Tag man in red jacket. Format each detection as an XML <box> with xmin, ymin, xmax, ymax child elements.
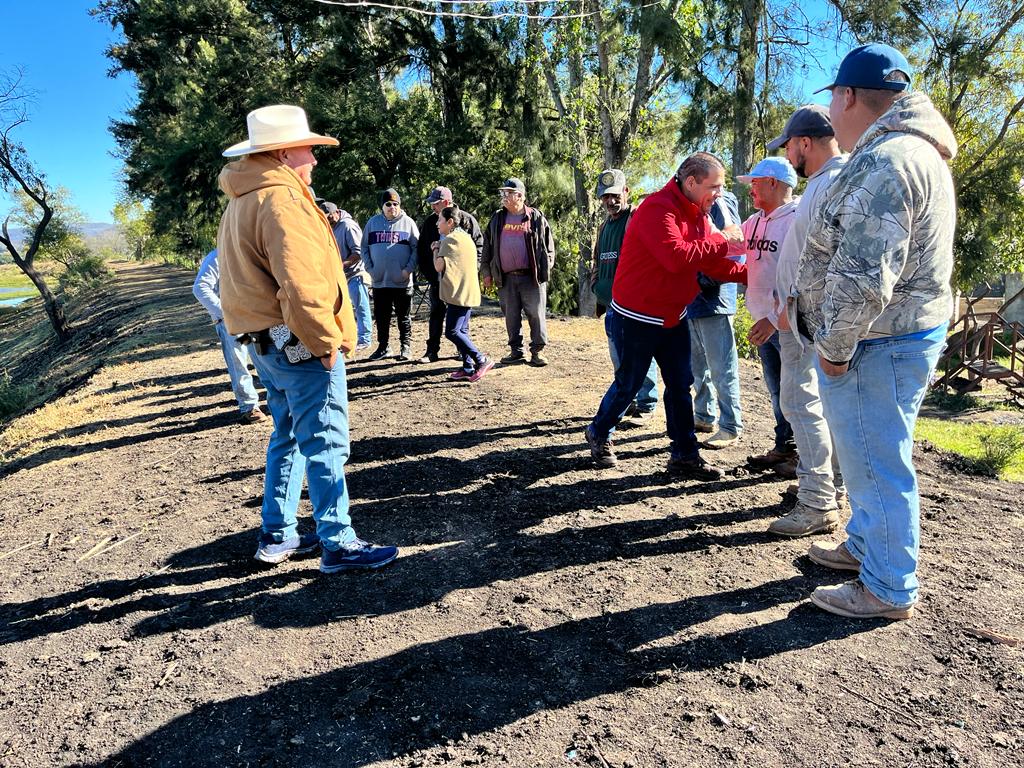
<box><xmin>584</xmin><ymin>152</ymin><xmax>747</xmax><ymax>480</ymax></box>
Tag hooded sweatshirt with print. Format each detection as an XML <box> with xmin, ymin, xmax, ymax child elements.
<box><xmin>216</xmin><ymin>152</ymin><xmax>356</xmax><ymax>356</ymax></box>
<box><xmin>739</xmin><ymin>198</ymin><xmax>799</xmax><ymax>322</ymax></box>
<box><xmin>796</xmin><ymin>92</ymin><xmax>957</xmax><ymax>363</ymax></box>
<box><xmin>361</xmin><ymin>213</ymin><xmax>419</xmax><ymax>289</ymax></box>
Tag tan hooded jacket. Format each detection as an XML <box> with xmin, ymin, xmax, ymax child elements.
<box><xmin>217</xmin><ymin>152</ymin><xmax>356</xmax><ymax>356</ymax></box>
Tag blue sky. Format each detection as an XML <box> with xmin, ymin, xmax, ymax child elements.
<box><xmin>2</xmin><ymin>1</ymin><xmax>132</xmax><ymax>224</ymax></box>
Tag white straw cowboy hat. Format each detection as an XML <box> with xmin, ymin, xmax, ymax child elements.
<box><xmin>222</xmin><ymin>104</ymin><xmax>339</xmax><ymax>158</ymax></box>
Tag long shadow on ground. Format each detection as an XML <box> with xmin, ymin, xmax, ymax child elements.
<box><xmin>86</xmin><ymin>576</ymin><xmax>876</xmax><ymax>767</ymax></box>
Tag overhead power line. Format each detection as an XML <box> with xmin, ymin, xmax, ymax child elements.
<box><xmin>310</xmin><ymin>0</ymin><xmax>664</xmax><ymax>22</ymax></box>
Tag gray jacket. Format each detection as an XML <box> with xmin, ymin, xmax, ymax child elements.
<box><xmin>797</xmin><ymin>92</ymin><xmax>957</xmax><ymax>363</ymax></box>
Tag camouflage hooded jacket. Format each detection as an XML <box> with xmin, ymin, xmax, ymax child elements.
<box><xmin>796</xmin><ymin>92</ymin><xmax>957</xmax><ymax>363</ymax></box>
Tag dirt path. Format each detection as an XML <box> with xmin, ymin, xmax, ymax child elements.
<box><xmin>0</xmin><ymin>263</ymin><xmax>1021</xmax><ymax>768</ymax></box>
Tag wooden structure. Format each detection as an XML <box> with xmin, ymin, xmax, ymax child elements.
<box><xmin>933</xmin><ymin>287</ymin><xmax>1024</xmax><ymax>404</ymax></box>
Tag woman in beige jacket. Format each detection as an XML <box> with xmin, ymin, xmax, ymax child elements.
<box><xmin>434</xmin><ymin>206</ymin><xmax>493</xmax><ymax>382</ymax></box>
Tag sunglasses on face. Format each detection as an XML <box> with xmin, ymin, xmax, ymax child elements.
<box><xmin>384</xmin><ymin>201</ymin><xmax>400</xmax><ymax>207</ymax></box>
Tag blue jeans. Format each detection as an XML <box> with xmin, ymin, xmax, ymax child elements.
<box><xmin>347</xmin><ymin>276</ymin><xmax>373</xmax><ymax>346</ymax></box>
<box><xmin>249</xmin><ymin>347</ymin><xmax>357</xmax><ymax>551</ymax></box>
<box><xmin>591</xmin><ymin>312</ymin><xmax>699</xmax><ymax>461</ymax></box>
<box><xmin>445</xmin><ymin>305</ymin><xmax>484</xmax><ymax>373</ymax></box>
<box><xmin>758</xmin><ymin>332</ymin><xmax>795</xmax><ymax>451</ymax></box>
<box><xmin>605</xmin><ymin>307</ymin><xmax>658</xmax><ymax>415</ymax></box>
<box><xmin>214</xmin><ymin>320</ymin><xmax>260</xmax><ymax>414</ymax></box>
<box><xmin>688</xmin><ymin>314</ymin><xmax>743</xmax><ymax>434</ymax></box>
<box><xmin>817</xmin><ymin>325</ymin><xmax>947</xmax><ymax>608</ymax></box>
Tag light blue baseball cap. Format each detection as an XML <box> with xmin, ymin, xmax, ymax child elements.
<box><xmin>736</xmin><ymin>157</ymin><xmax>798</xmax><ymax>188</ymax></box>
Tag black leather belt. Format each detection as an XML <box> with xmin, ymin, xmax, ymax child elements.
<box><xmin>237</xmin><ymin>329</ymin><xmax>273</xmax><ymax>354</ymax></box>
<box><xmin>504</xmin><ymin>268</ymin><xmax>531</xmax><ymax>277</ymax></box>
<box><xmin>796</xmin><ymin>312</ymin><xmax>815</xmax><ymax>343</ymax></box>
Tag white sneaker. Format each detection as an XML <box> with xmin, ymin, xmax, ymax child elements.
<box><xmin>704</xmin><ymin>428</ymin><xmax>740</xmax><ymax>449</ymax></box>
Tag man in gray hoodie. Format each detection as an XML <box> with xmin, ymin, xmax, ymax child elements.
<box><xmin>362</xmin><ymin>188</ymin><xmax>419</xmax><ymax>361</ymax></box>
<box><xmin>797</xmin><ymin>44</ymin><xmax>957</xmax><ymax>620</ymax></box>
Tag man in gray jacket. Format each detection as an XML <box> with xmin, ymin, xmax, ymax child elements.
<box><xmin>362</xmin><ymin>188</ymin><xmax>419</xmax><ymax>361</ymax></box>
<box><xmin>764</xmin><ymin>105</ymin><xmax>847</xmax><ymax>539</ymax></box>
<box><xmin>797</xmin><ymin>44</ymin><xmax>956</xmax><ymax>620</ymax></box>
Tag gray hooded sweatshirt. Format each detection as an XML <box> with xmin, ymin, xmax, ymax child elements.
<box><xmin>797</xmin><ymin>92</ymin><xmax>957</xmax><ymax>363</ymax></box>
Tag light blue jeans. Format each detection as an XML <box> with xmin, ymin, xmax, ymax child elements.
<box><xmin>249</xmin><ymin>346</ymin><xmax>357</xmax><ymax>552</ymax></box>
<box><xmin>779</xmin><ymin>331</ymin><xmax>842</xmax><ymax>510</ymax></box>
<box><xmin>688</xmin><ymin>314</ymin><xmax>742</xmax><ymax>434</ymax></box>
<box><xmin>605</xmin><ymin>306</ymin><xmax>658</xmax><ymax>416</ymax></box>
<box><xmin>347</xmin><ymin>276</ymin><xmax>373</xmax><ymax>346</ymax></box>
<box><xmin>214</xmin><ymin>320</ymin><xmax>260</xmax><ymax>414</ymax></box>
<box><xmin>817</xmin><ymin>325</ymin><xmax>947</xmax><ymax>608</ymax></box>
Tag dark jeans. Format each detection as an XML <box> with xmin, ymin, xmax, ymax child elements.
<box><xmin>425</xmin><ymin>281</ymin><xmax>448</xmax><ymax>356</ymax></box>
<box><xmin>591</xmin><ymin>312</ymin><xmax>700</xmax><ymax>461</ymax></box>
<box><xmin>757</xmin><ymin>331</ymin><xmax>795</xmax><ymax>452</ymax></box>
<box><xmin>444</xmin><ymin>305</ymin><xmax>484</xmax><ymax>373</ymax></box>
<box><xmin>373</xmin><ymin>286</ymin><xmax>413</xmax><ymax>349</ymax></box>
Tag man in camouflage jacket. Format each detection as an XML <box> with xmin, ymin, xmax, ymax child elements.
<box><xmin>796</xmin><ymin>44</ymin><xmax>956</xmax><ymax>620</ymax></box>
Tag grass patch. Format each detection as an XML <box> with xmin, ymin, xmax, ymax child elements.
<box><xmin>0</xmin><ymin>371</ymin><xmax>34</xmax><ymax>419</ymax></box>
<box><xmin>916</xmin><ymin>417</ymin><xmax>1024</xmax><ymax>481</ymax></box>
<box><xmin>0</xmin><ymin>264</ymin><xmax>34</xmax><ymax>290</ymax></box>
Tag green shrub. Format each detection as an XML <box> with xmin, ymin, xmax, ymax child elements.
<box><xmin>733</xmin><ymin>295</ymin><xmax>758</xmax><ymax>360</ymax></box>
<box><xmin>0</xmin><ymin>371</ymin><xmax>33</xmax><ymax>420</ymax></box>
<box><xmin>58</xmin><ymin>253</ymin><xmax>112</xmax><ymax>294</ymax></box>
<box><xmin>976</xmin><ymin>425</ymin><xmax>1024</xmax><ymax>477</ymax></box>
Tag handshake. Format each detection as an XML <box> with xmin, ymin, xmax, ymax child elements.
<box><xmin>720</xmin><ymin>224</ymin><xmax>744</xmax><ymax>244</ymax></box>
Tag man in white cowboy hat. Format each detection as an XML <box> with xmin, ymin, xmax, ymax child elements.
<box><xmin>217</xmin><ymin>104</ymin><xmax>398</xmax><ymax>573</ymax></box>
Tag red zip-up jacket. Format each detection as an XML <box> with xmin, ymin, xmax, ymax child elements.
<box><xmin>610</xmin><ymin>178</ymin><xmax>747</xmax><ymax>328</ymax></box>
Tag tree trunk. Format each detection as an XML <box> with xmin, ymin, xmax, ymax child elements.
<box><xmin>19</xmin><ymin>256</ymin><xmax>73</xmax><ymax>342</ymax></box>
<box><xmin>733</xmin><ymin>0</ymin><xmax>761</xmax><ymax>219</ymax></box>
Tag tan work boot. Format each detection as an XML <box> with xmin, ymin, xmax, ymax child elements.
<box><xmin>810</xmin><ymin>579</ymin><xmax>914</xmax><ymax>620</ymax></box>
<box><xmin>807</xmin><ymin>540</ymin><xmax>860</xmax><ymax>571</ymax></box>
<box><xmin>704</xmin><ymin>428</ymin><xmax>740</xmax><ymax>449</ymax></box>
<box><xmin>768</xmin><ymin>503</ymin><xmax>839</xmax><ymax>537</ymax></box>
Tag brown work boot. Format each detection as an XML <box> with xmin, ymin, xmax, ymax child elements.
<box><xmin>667</xmin><ymin>455</ymin><xmax>725</xmax><ymax>481</ymax></box>
<box><xmin>768</xmin><ymin>503</ymin><xmax>839</xmax><ymax>538</ymax></box>
<box><xmin>807</xmin><ymin>540</ymin><xmax>860</xmax><ymax>571</ymax></box>
<box><xmin>781</xmin><ymin>482</ymin><xmax>799</xmax><ymax>498</ymax></box>
<box><xmin>747</xmin><ymin>447</ymin><xmax>797</xmax><ymax>469</ymax></box>
<box><xmin>773</xmin><ymin>459</ymin><xmax>798</xmax><ymax>479</ymax></box>
<box><xmin>241</xmin><ymin>407</ymin><xmax>267</xmax><ymax>423</ymax></box>
<box><xmin>584</xmin><ymin>425</ymin><xmax>617</xmax><ymax>468</ymax></box>
<box><xmin>810</xmin><ymin>579</ymin><xmax>914</xmax><ymax>620</ymax></box>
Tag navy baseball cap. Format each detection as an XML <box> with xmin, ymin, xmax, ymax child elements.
<box><xmin>498</xmin><ymin>177</ymin><xmax>526</xmax><ymax>195</ymax></box>
<box><xmin>425</xmin><ymin>185</ymin><xmax>452</xmax><ymax>204</ymax></box>
<box><xmin>815</xmin><ymin>43</ymin><xmax>912</xmax><ymax>94</ymax></box>
<box><xmin>767</xmin><ymin>105</ymin><xmax>834</xmax><ymax>151</ymax></box>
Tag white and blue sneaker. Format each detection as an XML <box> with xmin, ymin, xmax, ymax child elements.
<box><xmin>254</xmin><ymin>532</ymin><xmax>321</xmax><ymax>564</ymax></box>
<box><xmin>320</xmin><ymin>538</ymin><xmax>399</xmax><ymax>573</ymax></box>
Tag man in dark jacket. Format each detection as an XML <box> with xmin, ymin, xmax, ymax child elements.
<box><xmin>686</xmin><ymin>191</ymin><xmax>744</xmax><ymax>447</ymax></box>
<box><xmin>583</xmin><ymin>153</ymin><xmax>746</xmax><ymax>481</ymax></box>
<box><xmin>416</xmin><ymin>185</ymin><xmax>484</xmax><ymax>363</ymax></box>
<box><xmin>480</xmin><ymin>177</ymin><xmax>556</xmax><ymax>367</ymax></box>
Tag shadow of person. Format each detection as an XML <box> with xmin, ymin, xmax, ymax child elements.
<box><xmin>84</xmin><ymin>576</ymin><xmax>878</xmax><ymax>767</ymax></box>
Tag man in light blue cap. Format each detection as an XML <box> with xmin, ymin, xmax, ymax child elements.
<box><xmin>798</xmin><ymin>43</ymin><xmax>957</xmax><ymax>620</ymax></box>
<box><xmin>726</xmin><ymin>157</ymin><xmax>800</xmax><ymax>475</ymax></box>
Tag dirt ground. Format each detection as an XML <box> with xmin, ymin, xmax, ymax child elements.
<box><xmin>0</xmin><ymin>263</ymin><xmax>1021</xmax><ymax>768</ymax></box>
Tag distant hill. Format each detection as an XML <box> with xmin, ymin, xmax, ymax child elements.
<box><xmin>3</xmin><ymin>222</ymin><xmax>118</xmax><ymax>255</ymax></box>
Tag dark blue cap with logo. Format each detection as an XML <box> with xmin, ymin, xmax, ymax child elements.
<box><xmin>814</xmin><ymin>43</ymin><xmax>913</xmax><ymax>94</ymax></box>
